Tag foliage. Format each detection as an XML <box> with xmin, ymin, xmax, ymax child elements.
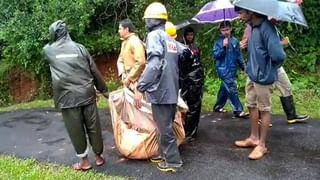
<box><xmin>0</xmin><ymin>0</ymin><xmax>319</xmax><ymax>106</ymax></box>
<box><xmin>277</xmin><ymin>0</ymin><xmax>320</xmax><ymax>73</ymax></box>
<box><xmin>106</xmin><ymin>78</ymin><xmax>122</xmax><ymax>92</ymax></box>
<box><xmin>0</xmin><ymin>61</ymin><xmax>12</xmax><ymax>106</ymax></box>
<box><xmin>0</xmin><ymin>155</ymin><xmax>126</xmax><ymax>180</ymax></box>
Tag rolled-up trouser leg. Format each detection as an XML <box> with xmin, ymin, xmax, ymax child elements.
<box><xmin>152</xmin><ymin>104</ymin><xmax>182</xmax><ymax>167</ymax></box>
<box><xmin>61</xmin><ymin>107</ymin><xmax>88</xmax><ymax>157</ymax></box>
<box><xmin>83</xmin><ymin>103</ymin><xmax>103</xmax><ymax>155</ymax></box>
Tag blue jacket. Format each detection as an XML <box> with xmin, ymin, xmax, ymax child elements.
<box><xmin>212</xmin><ymin>35</ymin><xmax>245</xmax><ymax>79</ymax></box>
<box><xmin>247</xmin><ymin>18</ymin><xmax>285</xmax><ymax>85</ymax></box>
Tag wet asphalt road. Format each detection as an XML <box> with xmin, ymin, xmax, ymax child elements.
<box><xmin>0</xmin><ymin>108</ymin><xmax>319</xmax><ymax>180</ymax></box>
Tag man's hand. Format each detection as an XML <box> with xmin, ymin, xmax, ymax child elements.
<box><xmin>241</xmin><ymin>70</ymin><xmax>247</xmax><ymax>76</ymax></box>
<box><xmin>223</xmin><ymin>38</ymin><xmax>229</xmax><ymax>47</ymax></box>
<box><xmin>102</xmin><ymin>92</ymin><xmax>109</xmax><ymax>99</ymax></box>
<box><xmin>123</xmin><ymin>78</ymin><xmax>131</xmax><ymax>87</ymax></box>
<box><xmin>239</xmin><ymin>39</ymin><xmax>248</xmax><ymax>49</ymax></box>
<box><xmin>134</xmin><ymin>90</ymin><xmax>143</xmax><ymax>109</ymax></box>
<box><xmin>281</xmin><ymin>37</ymin><xmax>289</xmax><ymax>46</ymax></box>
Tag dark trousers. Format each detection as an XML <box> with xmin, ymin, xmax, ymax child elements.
<box><xmin>214</xmin><ymin>77</ymin><xmax>243</xmax><ymax>113</ymax></box>
<box><xmin>184</xmin><ymin>98</ymin><xmax>202</xmax><ymax>138</ymax></box>
<box><xmin>61</xmin><ymin>103</ymin><xmax>103</xmax><ymax>157</ymax></box>
<box><xmin>152</xmin><ymin>104</ymin><xmax>182</xmax><ymax>167</ymax></box>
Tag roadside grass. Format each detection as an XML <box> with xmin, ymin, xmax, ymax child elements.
<box><xmin>202</xmin><ymin>89</ymin><xmax>319</xmax><ymax>118</ymax></box>
<box><xmin>0</xmin><ymin>99</ymin><xmax>54</xmax><ymax>112</ymax></box>
<box><xmin>0</xmin><ymin>154</ymin><xmax>127</xmax><ymax>180</ymax></box>
<box><xmin>0</xmin><ymin>97</ymin><xmax>108</xmax><ymax>112</ymax></box>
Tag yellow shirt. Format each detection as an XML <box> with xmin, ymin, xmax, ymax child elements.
<box><xmin>117</xmin><ymin>33</ymin><xmax>146</xmax><ymax>82</ymax></box>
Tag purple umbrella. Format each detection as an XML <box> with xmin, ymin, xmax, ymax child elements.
<box><xmin>192</xmin><ymin>0</ymin><xmax>238</xmax><ymax>23</ymax></box>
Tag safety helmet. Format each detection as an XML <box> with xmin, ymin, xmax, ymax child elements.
<box><xmin>143</xmin><ymin>2</ymin><xmax>168</xmax><ymax>20</ymax></box>
<box><xmin>165</xmin><ymin>21</ymin><xmax>177</xmax><ymax>38</ymax></box>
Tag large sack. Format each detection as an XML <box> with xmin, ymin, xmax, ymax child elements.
<box><xmin>108</xmin><ymin>88</ymin><xmax>187</xmax><ymax>159</ymax></box>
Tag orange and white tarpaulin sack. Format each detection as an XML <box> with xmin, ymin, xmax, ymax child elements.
<box><xmin>108</xmin><ymin>88</ymin><xmax>187</xmax><ymax>159</ymax></box>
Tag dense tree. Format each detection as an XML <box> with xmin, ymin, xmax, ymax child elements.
<box><xmin>0</xmin><ymin>0</ymin><xmax>319</xmax><ymax>104</ymax></box>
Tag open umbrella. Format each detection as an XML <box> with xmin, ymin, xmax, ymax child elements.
<box><xmin>276</xmin><ymin>1</ymin><xmax>308</xmax><ymax>27</ymax></box>
<box><xmin>175</xmin><ymin>0</ymin><xmax>238</xmax><ymax>43</ymax></box>
<box><xmin>233</xmin><ymin>0</ymin><xmax>279</xmax><ymax>19</ymax></box>
<box><xmin>233</xmin><ymin>0</ymin><xmax>308</xmax><ymax>27</ymax></box>
<box><xmin>192</xmin><ymin>0</ymin><xmax>238</xmax><ymax>23</ymax></box>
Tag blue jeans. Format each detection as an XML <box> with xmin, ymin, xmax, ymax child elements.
<box><xmin>213</xmin><ymin>77</ymin><xmax>243</xmax><ymax>113</ymax></box>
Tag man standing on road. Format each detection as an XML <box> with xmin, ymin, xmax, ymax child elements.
<box><xmin>117</xmin><ymin>19</ymin><xmax>146</xmax><ymax>90</ymax></box>
<box><xmin>240</xmin><ymin>24</ymin><xmax>308</xmax><ymax>125</ymax></box>
<box><xmin>234</xmin><ymin>7</ymin><xmax>286</xmax><ymax>160</ymax></box>
<box><xmin>43</xmin><ymin>20</ymin><xmax>108</xmax><ymax>170</ymax></box>
<box><xmin>133</xmin><ymin>2</ymin><xmax>183</xmax><ymax>172</ymax></box>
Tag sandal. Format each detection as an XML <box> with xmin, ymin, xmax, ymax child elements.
<box><xmin>72</xmin><ymin>162</ymin><xmax>92</xmax><ymax>171</ymax></box>
<box><xmin>215</xmin><ymin>108</ymin><xmax>227</xmax><ymax>113</ymax></box>
<box><xmin>95</xmin><ymin>154</ymin><xmax>105</xmax><ymax>166</ymax></box>
<box><xmin>234</xmin><ymin>112</ymin><xmax>249</xmax><ymax>118</ymax></box>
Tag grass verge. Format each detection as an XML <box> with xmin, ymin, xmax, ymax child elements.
<box><xmin>202</xmin><ymin>89</ymin><xmax>319</xmax><ymax>118</ymax></box>
<box><xmin>0</xmin><ymin>154</ymin><xmax>126</xmax><ymax>180</ymax></box>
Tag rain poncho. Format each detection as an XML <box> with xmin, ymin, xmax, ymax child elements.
<box><xmin>177</xmin><ymin>42</ymin><xmax>204</xmax><ymax>138</ymax></box>
<box><xmin>43</xmin><ymin>20</ymin><xmax>107</xmax><ymax>109</ymax></box>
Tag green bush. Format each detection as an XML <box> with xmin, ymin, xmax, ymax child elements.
<box><xmin>0</xmin><ymin>62</ymin><xmax>12</xmax><ymax>106</ymax></box>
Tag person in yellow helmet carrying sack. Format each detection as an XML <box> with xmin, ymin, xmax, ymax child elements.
<box><xmin>134</xmin><ymin>2</ymin><xmax>183</xmax><ymax>172</ymax></box>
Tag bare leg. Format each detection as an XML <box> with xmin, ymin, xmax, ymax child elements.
<box><xmin>248</xmin><ymin>111</ymin><xmax>269</xmax><ymax>160</ymax></box>
<box><xmin>248</xmin><ymin>107</ymin><xmax>259</xmax><ymax>141</ymax></box>
<box><xmin>258</xmin><ymin>111</ymin><xmax>270</xmax><ymax>147</ymax></box>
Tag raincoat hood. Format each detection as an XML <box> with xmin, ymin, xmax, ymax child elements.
<box><xmin>49</xmin><ymin>20</ymin><xmax>71</xmax><ymax>42</ymax></box>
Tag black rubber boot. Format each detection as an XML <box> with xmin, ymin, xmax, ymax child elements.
<box><xmin>280</xmin><ymin>95</ymin><xmax>309</xmax><ymax>124</ymax></box>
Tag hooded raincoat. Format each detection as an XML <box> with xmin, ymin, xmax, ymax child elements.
<box><xmin>177</xmin><ymin>42</ymin><xmax>203</xmax><ymax>138</ymax></box>
<box><xmin>136</xmin><ymin>20</ymin><xmax>182</xmax><ymax>167</ymax></box>
<box><xmin>43</xmin><ymin>20</ymin><xmax>106</xmax><ymax>157</ymax></box>
<box><xmin>43</xmin><ymin>20</ymin><xmax>107</xmax><ymax>109</ymax></box>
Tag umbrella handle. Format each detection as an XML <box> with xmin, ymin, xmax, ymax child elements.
<box><xmin>204</xmin><ymin>26</ymin><xmax>218</xmax><ymax>35</ymax></box>
<box><xmin>275</xmin><ymin>26</ymin><xmax>297</xmax><ymax>53</ymax></box>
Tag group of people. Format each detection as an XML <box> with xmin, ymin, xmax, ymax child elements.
<box><xmin>43</xmin><ymin>1</ymin><xmax>308</xmax><ymax>173</ymax></box>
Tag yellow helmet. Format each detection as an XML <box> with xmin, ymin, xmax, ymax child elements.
<box><xmin>165</xmin><ymin>21</ymin><xmax>177</xmax><ymax>39</ymax></box>
<box><xmin>143</xmin><ymin>2</ymin><xmax>168</xmax><ymax>20</ymax></box>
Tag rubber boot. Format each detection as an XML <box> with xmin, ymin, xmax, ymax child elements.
<box><xmin>280</xmin><ymin>95</ymin><xmax>309</xmax><ymax>124</ymax></box>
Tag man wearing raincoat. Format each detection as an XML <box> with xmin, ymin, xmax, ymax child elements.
<box><xmin>133</xmin><ymin>2</ymin><xmax>183</xmax><ymax>172</ymax></box>
<box><xmin>43</xmin><ymin>20</ymin><xmax>108</xmax><ymax>170</ymax></box>
<box><xmin>165</xmin><ymin>21</ymin><xmax>204</xmax><ymax>143</ymax></box>
<box><xmin>117</xmin><ymin>19</ymin><xmax>146</xmax><ymax>89</ymax></box>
